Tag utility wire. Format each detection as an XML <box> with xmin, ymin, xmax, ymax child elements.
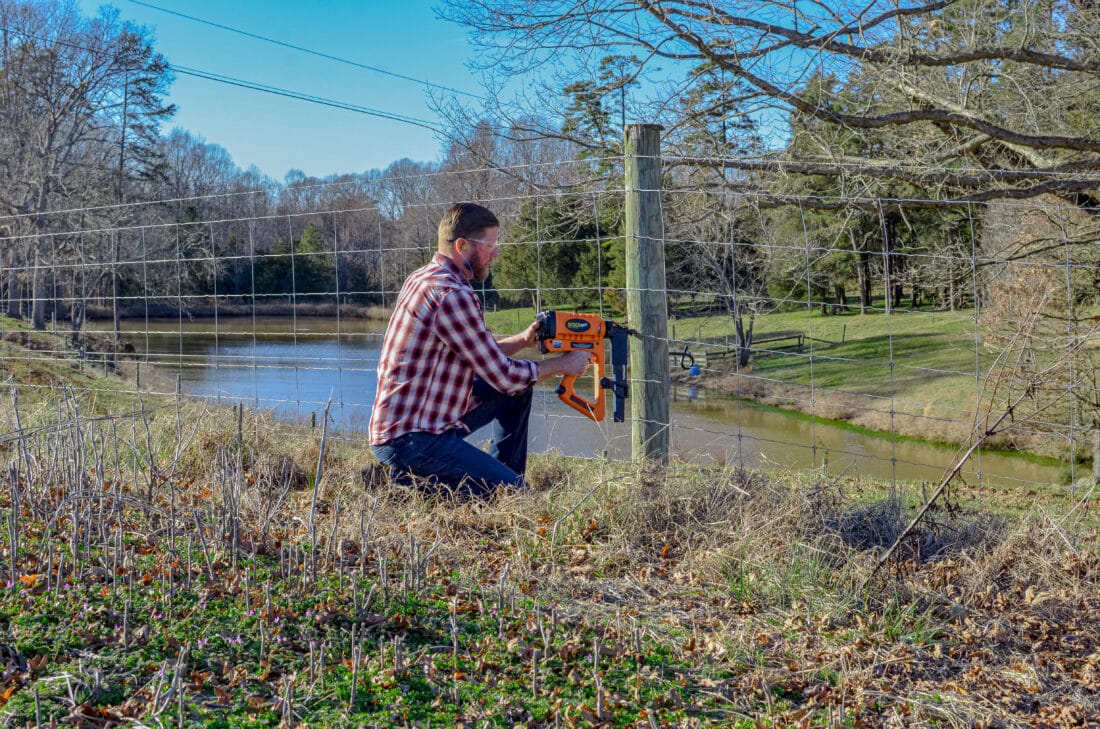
<box><xmin>170</xmin><ymin>64</ymin><xmax>443</xmax><ymax>132</ymax></box>
<box><xmin>0</xmin><ymin>23</ymin><xmax>444</xmax><ymax>134</ymax></box>
<box><xmin>128</xmin><ymin>0</ymin><xmax>488</xmax><ymax>101</ymax></box>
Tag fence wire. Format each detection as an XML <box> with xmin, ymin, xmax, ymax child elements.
<box><xmin>1</xmin><ymin>157</ymin><xmax>1097</xmax><ymax>493</ymax></box>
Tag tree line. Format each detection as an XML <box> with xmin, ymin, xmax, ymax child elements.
<box><xmin>2</xmin><ymin>0</ymin><xmax>1098</xmax><ymax>340</ymax></box>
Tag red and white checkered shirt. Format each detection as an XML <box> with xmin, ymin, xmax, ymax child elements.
<box><xmin>368</xmin><ymin>253</ymin><xmax>538</xmax><ymax>445</ymax></box>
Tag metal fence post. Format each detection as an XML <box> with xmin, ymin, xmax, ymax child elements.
<box><xmin>624</xmin><ymin>124</ymin><xmax>669</xmax><ymax>464</ymax></box>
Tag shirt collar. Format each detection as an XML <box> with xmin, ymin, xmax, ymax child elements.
<box><xmin>433</xmin><ymin>252</ymin><xmax>471</xmax><ymax>284</ymax></box>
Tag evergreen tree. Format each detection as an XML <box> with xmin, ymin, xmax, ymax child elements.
<box><xmin>493</xmin><ymin>193</ymin><xmax>623</xmax><ymax>312</ymax></box>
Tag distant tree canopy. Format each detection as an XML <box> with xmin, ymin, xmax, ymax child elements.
<box><xmin>254</xmin><ymin>223</ymin><xmax>336</xmax><ymax>299</ymax></box>
<box><xmin>493</xmin><ymin>192</ymin><xmax>625</xmax><ymax>312</ymax></box>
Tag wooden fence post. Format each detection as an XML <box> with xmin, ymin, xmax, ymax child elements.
<box><xmin>624</xmin><ymin>124</ymin><xmax>669</xmax><ymax>464</ymax></box>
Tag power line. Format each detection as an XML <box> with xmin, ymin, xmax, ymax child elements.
<box><xmin>0</xmin><ymin>23</ymin><xmax>445</xmax><ymax>152</ymax></box>
<box><xmin>170</xmin><ymin>64</ymin><xmax>444</xmax><ymax>133</ymax></box>
<box><xmin>128</xmin><ymin>0</ymin><xmax>488</xmax><ymax>101</ymax></box>
<box><xmin>0</xmin><ymin>23</ymin><xmax>444</xmax><ymax>131</ymax></box>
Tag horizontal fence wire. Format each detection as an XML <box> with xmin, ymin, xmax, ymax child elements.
<box><xmin>1</xmin><ymin>157</ymin><xmax>1097</xmax><ymax>494</ymax></box>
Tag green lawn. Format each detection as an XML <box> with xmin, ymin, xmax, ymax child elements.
<box><xmin>488</xmin><ymin>302</ymin><xmax>1094</xmax><ymax>460</ymax></box>
<box><xmin>491</xmin><ymin>304</ymin><xmax>989</xmax><ymax>416</ymax></box>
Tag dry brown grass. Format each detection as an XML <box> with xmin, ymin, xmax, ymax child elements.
<box><xmin>282</xmin><ymin>452</ymin><xmax>1098</xmax><ymax>726</ymax></box>
<box><xmin>5</xmin><ymin>388</ymin><xmax>1098</xmax><ymax>725</ymax></box>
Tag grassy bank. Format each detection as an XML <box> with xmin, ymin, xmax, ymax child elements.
<box><xmin>0</xmin><ymin>328</ymin><xmax>1097</xmax><ymax>727</ymax></box>
<box><xmin>488</xmin><ymin>305</ymin><xmax>1094</xmax><ymax>461</ymax></box>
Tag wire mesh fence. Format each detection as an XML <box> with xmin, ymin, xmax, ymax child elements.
<box><xmin>1</xmin><ymin>154</ymin><xmax>1097</xmax><ymax>493</ymax></box>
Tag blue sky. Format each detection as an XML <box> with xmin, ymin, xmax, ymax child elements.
<box><xmin>80</xmin><ymin>0</ymin><xmax>484</xmax><ymax>180</ymax></box>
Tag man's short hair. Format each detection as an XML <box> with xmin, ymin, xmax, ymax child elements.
<box><xmin>438</xmin><ymin>202</ymin><xmax>499</xmax><ymax>248</ymax></box>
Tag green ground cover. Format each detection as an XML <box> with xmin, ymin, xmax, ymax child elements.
<box><xmin>0</xmin><ymin>329</ymin><xmax>1095</xmax><ymax>727</ymax></box>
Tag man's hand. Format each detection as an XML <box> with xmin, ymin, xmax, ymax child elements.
<box><xmin>557</xmin><ymin>350</ymin><xmax>592</xmax><ymax>376</ymax></box>
<box><xmin>536</xmin><ymin>349</ymin><xmax>592</xmax><ymax>381</ymax></box>
<box><xmin>519</xmin><ymin>319</ymin><xmax>540</xmax><ymax>349</ymax></box>
<box><xmin>497</xmin><ymin>319</ymin><xmax>541</xmax><ymax>356</ymax></box>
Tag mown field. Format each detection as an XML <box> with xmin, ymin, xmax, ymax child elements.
<box><xmin>489</xmin><ymin>303</ymin><xmax>988</xmax><ymax>413</ymax></box>
<box><xmin>489</xmin><ymin>303</ymin><xmax>1097</xmax><ymax>462</ymax></box>
<box><xmin>0</xmin><ymin>324</ymin><xmax>1098</xmax><ymax>727</ymax></box>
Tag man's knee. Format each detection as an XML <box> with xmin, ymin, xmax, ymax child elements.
<box><xmin>504</xmin><ymin>384</ymin><xmax>534</xmax><ymax>420</ymax></box>
<box><xmin>366</xmin><ymin>460</ymin><xmax>413</xmax><ymax>489</ymax></box>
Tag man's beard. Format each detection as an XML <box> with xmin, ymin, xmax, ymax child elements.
<box><xmin>472</xmin><ymin>262</ymin><xmax>491</xmax><ymax>283</ymax></box>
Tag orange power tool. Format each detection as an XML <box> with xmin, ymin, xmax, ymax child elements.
<box><xmin>535</xmin><ymin>310</ymin><xmax>634</xmax><ymax>422</ymax></box>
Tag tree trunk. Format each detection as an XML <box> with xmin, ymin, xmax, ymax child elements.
<box><xmin>858</xmin><ymin>251</ymin><xmax>872</xmax><ymax>313</ymax></box>
<box><xmin>835</xmin><ymin>283</ymin><xmax>848</xmax><ymax>313</ymax></box>
<box><xmin>882</xmin><ymin>223</ymin><xmax>893</xmax><ymax>315</ymax></box>
<box><xmin>31</xmin><ymin>242</ymin><xmax>46</xmax><ymax>330</ymax></box>
<box><xmin>112</xmin><ymin>233</ymin><xmax>121</xmax><ymax>342</ymax></box>
<box><xmin>737</xmin><ymin>313</ymin><xmax>756</xmax><ymax>367</ymax></box>
<box><xmin>71</xmin><ymin>288</ymin><xmax>84</xmax><ymax>345</ymax></box>
<box><xmin>1093</xmin><ymin>423</ymin><xmax>1100</xmax><ymax>486</ymax></box>
<box><xmin>7</xmin><ymin>242</ymin><xmax>22</xmax><ymax>318</ymax></box>
<box><xmin>4</xmin><ymin>274</ymin><xmax>15</xmax><ymax>319</ymax></box>
<box><xmin>0</xmin><ymin>243</ymin><xmax>6</xmax><ymax>315</ymax></box>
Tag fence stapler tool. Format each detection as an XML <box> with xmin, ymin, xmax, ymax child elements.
<box><xmin>534</xmin><ymin>310</ymin><xmax>635</xmax><ymax>422</ymax></box>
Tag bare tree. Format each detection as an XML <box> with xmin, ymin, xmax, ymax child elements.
<box><xmin>665</xmin><ymin>188</ymin><xmax>772</xmax><ymax>365</ymax></box>
<box><xmin>977</xmin><ymin>199</ymin><xmax>1100</xmax><ymax>468</ymax></box>
<box><xmin>441</xmin><ymin>0</ymin><xmax>1100</xmax><ymax>205</ymax></box>
<box><xmin>0</xmin><ymin>1</ymin><xmax>173</xmax><ymax>329</ymax></box>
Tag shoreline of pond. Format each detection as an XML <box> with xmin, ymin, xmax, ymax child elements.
<box><xmin>672</xmin><ymin>383</ymin><xmax>1069</xmax><ymax>471</ymax></box>
<box><xmin>73</xmin><ymin>313</ymin><xmax>1088</xmax><ymax>479</ymax></box>
<box><xmin>83</xmin><ymin>302</ymin><xmax>393</xmax><ymax>323</ymax></box>
<box><xmin>672</xmin><ymin>366</ymin><xmax>1091</xmax><ymax>471</ymax></box>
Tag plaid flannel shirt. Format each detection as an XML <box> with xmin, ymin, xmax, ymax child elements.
<box><xmin>368</xmin><ymin>253</ymin><xmax>538</xmax><ymax>445</ymax></box>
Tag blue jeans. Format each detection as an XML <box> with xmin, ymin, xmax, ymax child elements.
<box><xmin>371</xmin><ymin>378</ymin><xmax>533</xmax><ymax>499</ymax></box>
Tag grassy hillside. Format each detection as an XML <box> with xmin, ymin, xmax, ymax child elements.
<box><xmin>0</xmin><ymin>317</ymin><xmax>152</xmax><ymax>426</ymax></box>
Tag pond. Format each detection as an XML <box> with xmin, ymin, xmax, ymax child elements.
<box><xmin>92</xmin><ymin>317</ymin><xmax>1070</xmax><ymax>489</ymax></box>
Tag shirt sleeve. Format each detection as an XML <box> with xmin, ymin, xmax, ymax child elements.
<box><xmin>434</xmin><ymin>290</ymin><xmax>538</xmax><ymax>395</ymax></box>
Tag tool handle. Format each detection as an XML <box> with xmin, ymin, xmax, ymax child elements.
<box><xmin>556</xmin><ymin>356</ymin><xmax>605</xmax><ymax>421</ymax></box>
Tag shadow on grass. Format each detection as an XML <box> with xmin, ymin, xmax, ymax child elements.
<box><xmin>822</xmin><ymin>493</ymin><xmax>1007</xmax><ymax>561</ymax></box>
